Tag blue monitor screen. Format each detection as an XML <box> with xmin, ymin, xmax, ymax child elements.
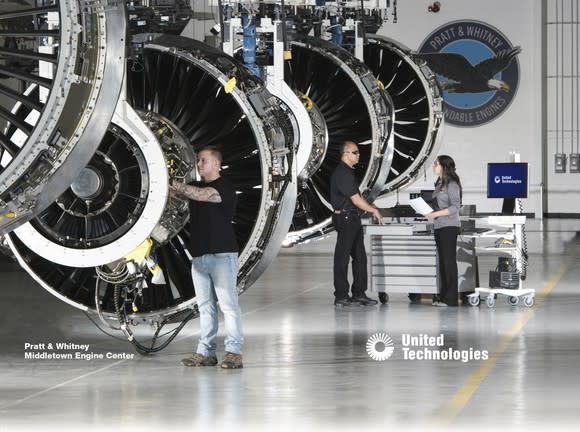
<box><xmin>487</xmin><ymin>163</ymin><xmax>529</xmax><ymax>198</ymax></box>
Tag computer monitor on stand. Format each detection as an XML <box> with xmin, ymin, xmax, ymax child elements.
<box><xmin>487</xmin><ymin>162</ymin><xmax>529</xmax><ymax>214</ymax></box>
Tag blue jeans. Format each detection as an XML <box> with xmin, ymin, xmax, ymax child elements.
<box><xmin>191</xmin><ymin>253</ymin><xmax>243</xmax><ymax>356</ymax></box>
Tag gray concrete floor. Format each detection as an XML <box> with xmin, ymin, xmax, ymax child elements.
<box><xmin>0</xmin><ymin>219</ymin><xmax>579</xmax><ymax>432</ymax></box>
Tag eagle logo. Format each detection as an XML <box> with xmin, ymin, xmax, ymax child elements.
<box><xmin>414</xmin><ymin>46</ymin><xmax>521</xmax><ymax>94</ymax></box>
<box><xmin>418</xmin><ymin>20</ymin><xmax>521</xmax><ymax>127</ymax></box>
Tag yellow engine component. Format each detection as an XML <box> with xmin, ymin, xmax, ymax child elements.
<box><xmin>124</xmin><ymin>238</ymin><xmax>153</xmax><ymax>265</ymax></box>
<box><xmin>300</xmin><ymin>95</ymin><xmax>313</xmax><ymax>110</ymax></box>
<box><xmin>224</xmin><ymin>77</ymin><xmax>237</xmax><ymax>94</ymax></box>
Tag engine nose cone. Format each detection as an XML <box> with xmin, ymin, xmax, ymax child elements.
<box><xmin>71</xmin><ymin>167</ymin><xmax>102</xmax><ymax>200</ymax></box>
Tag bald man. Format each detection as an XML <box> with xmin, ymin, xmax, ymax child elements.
<box><xmin>330</xmin><ymin>141</ymin><xmax>383</xmax><ymax>308</ymax></box>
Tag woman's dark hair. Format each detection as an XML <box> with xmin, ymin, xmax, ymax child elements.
<box><xmin>437</xmin><ymin>155</ymin><xmax>462</xmax><ymax>199</ymax></box>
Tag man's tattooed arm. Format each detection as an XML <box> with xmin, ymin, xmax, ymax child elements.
<box><xmin>170</xmin><ymin>181</ymin><xmax>222</xmax><ymax>203</ymax></box>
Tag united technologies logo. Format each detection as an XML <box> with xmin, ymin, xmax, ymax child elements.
<box><xmin>366</xmin><ymin>333</ymin><xmax>489</xmax><ymax>362</ymax></box>
<box><xmin>366</xmin><ymin>333</ymin><xmax>394</xmax><ymax>361</ymax></box>
<box><xmin>417</xmin><ymin>20</ymin><xmax>521</xmax><ymax>127</ymax></box>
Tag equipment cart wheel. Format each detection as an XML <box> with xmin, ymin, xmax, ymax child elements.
<box><xmin>379</xmin><ymin>292</ymin><xmax>389</xmax><ymax>304</ymax></box>
<box><xmin>486</xmin><ymin>295</ymin><xmax>496</xmax><ymax>308</ymax></box>
<box><xmin>523</xmin><ymin>296</ymin><xmax>535</xmax><ymax>307</ymax></box>
<box><xmin>461</xmin><ymin>292</ymin><xmax>474</xmax><ymax>304</ymax></box>
<box><xmin>508</xmin><ymin>296</ymin><xmax>519</xmax><ymax>306</ymax></box>
<box><xmin>408</xmin><ymin>293</ymin><xmax>421</xmax><ymax>304</ymax></box>
<box><xmin>468</xmin><ymin>295</ymin><xmax>480</xmax><ymax>307</ymax></box>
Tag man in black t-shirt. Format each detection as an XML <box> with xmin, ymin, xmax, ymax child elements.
<box><xmin>170</xmin><ymin>146</ymin><xmax>243</xmax><ymax>369</ymax></box>
<box><xmin>330</xmin><ymin>141</ymin><xmax>383</xmax><ymax>308</ymax></box>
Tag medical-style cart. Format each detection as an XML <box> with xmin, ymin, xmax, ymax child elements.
<box><xmin>465</xmin><ymin>215</ymin><xmax>534</xmax><ymax>308</ymax></box>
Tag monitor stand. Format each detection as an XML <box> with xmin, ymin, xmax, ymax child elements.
<box><xmin>501</xmin><ymin>198</ymin><xmax>515</xmax><ymax>215</ymax></box>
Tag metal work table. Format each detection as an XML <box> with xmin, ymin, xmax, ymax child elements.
<box><xmin>364</xmin><ymin>219</ymin><xmax>477</xmax><ymax>303</ymax></box>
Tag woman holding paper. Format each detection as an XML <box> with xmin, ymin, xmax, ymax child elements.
<box><xmin>425</xmin><ymin>155</ymin><xmax>462</xmax><ymax>307</ymax></box>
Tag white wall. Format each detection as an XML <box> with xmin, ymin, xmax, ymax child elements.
<box><xmin>182</xmin><ymin>1</ymin><xmax>219</xmax><ymax>45</ymax></box>
<box><xmin>545</xmin><ymin>0</ymin><xmax>580</xmax><ymax>214</ymax></box>
<box><xmin>374</xmin><ymin>0</ymin><xmax>547</xmax><ymax>216</ymax></box>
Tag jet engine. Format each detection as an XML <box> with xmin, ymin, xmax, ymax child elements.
<box><xmin>283</xmin><ymin>36</ymin><xmax>395</xmax><ymax>245</ymax></box>
<box><xmin>0</xmin><ymin>0</ymin><xmax>126</xmax><ymax>234</ymax></box>
<box><xmin>5</xmin><ymin>36</ymin><xmax>297</xmax><ymax>346</ymax></box>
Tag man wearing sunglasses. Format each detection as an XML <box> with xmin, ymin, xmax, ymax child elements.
<box><xmin>330</xmin><ymin>141</ymin><xmax>383</xmax><ymax>308</ymax></box>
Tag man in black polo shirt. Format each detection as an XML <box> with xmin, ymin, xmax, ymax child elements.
<box><xmin>331</xmin><ymin>141</ymin><xmax>383</xmax><ymax>308</ymax></box>
<box><xmin>170</xmin><ymin>146</ymin><xmax>243</xmax><ymax>369</ymax></box>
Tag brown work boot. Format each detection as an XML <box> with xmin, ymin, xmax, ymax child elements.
<box><xmin>181</xmin><ymin>353</ymin><xmax>218</xmax><ymax>367</ymax></box>
<box><xmin>220</xmin><ymin>352</ymin><xmax>243</xmax><ymax>369</ymax></box>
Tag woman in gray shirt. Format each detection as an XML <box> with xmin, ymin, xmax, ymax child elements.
<box><xmin>426</xmin><ymin>155</ymin><xmax>462</xmax><ymax>307</ymax></box>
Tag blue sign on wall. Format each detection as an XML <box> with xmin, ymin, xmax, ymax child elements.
<box><xmin>417</xmin><ymin>20</ymin><xmax>521</xmax><ymax>127</ymax></box>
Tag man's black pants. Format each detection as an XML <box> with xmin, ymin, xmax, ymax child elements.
<box><xmin>333</xmin><ymin>214</ymin><xmax>367</xmax><ymax>300</ymax></box>
<box><xmin>434</xmin><ymin>226</ymin><xmax>460</xmax><ymax>306</ymax></box>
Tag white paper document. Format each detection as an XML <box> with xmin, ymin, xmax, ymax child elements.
<box><xmin>409</xmin><ymin>197</ymin><xmax>433</xmax><ymax>215</ymax></box>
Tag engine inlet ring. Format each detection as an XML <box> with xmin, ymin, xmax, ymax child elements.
<box><xmin>363</xmin><ymin>35</ymin><xmax>444</xmax><ymax>195</ymax></box>
<box><xmin>283</xmin><ymin>36</ymin><xmax>394</xmax><ymax>245</ymax></box>
<box><xmin>0</xmin><ymin>1</ymin><xmax>126</xmax><ymax>234</ymax></box>
<box><xmin>12</xmin><ymin>106</ymin><xmax>168</xmax><ymax>267</ymax></box>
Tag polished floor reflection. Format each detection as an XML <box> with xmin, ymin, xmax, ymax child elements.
<box><xmin>0</xmin><ymin>219</ymin><xmax>579</xmax><ymax>431</ymax></box>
